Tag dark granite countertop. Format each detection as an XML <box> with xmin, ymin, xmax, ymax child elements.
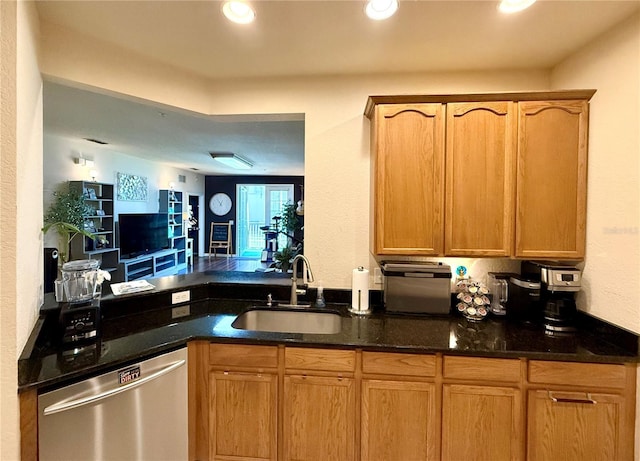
<box><xmin>19</xmin><ymin>272</ymin><xmax>640</xmax><ymax>393</ymax></box>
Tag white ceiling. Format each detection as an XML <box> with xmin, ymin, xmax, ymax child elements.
<box><xmin>43</xmin><ymin>82</ymin><xmax>306</xmax><ymax>176</ymax></box>
<box><xmin>37</xmin><ymin>0</ymin><xmax>640</xmax><ymax>175</ymax></box>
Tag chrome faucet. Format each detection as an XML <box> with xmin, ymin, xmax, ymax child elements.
<box><xmin>289</xmin><ymin>254</ymin><xmax>314</xmax><ymax>306</ymax></box>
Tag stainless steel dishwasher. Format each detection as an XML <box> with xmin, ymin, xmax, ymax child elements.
<box><xmin>38</xmin><ymin>347</ymin><xmax>188</xmax><ymax>461</ymax></box>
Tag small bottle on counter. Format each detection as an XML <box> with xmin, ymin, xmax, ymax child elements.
<box><xmin>315</xmin><ymin>286</ymin><xmax>326</xmax><ymax>308</ymax></box>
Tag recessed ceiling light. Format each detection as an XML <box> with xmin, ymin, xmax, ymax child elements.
<box><xmin>498</xmin><ymin>0</ymin><xmax>536</xmax><ymax>14</ymax></box>
<box><xmin>365</xmin><ymin>0</ymin><xmax>399</xmax><ymax>20</ymax></box>
<box><xmin>222</xmin><ymin>1</ymin><xmax>256</xmax><ymax>24</ymax></box>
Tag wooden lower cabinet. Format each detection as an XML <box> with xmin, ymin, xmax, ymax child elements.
<box><xmin>361</xmin><ymin>379</ymin><xmax>437</xmax><ymax>461</ymax></box>
<box><xmin>442</xmin><ymin>384</ymin><xmax>521</xmax><ymax>461</ymax></box>
<box><xmin>527</xmin><ymin>389</ymin><xmax>626</xmax><ymax>460</ymax></box>
<box><xmin>283</xmin><ymin>375</ymin><xmax>356</xmax><ymax>461</ymax></box>
<box><xmin>190</xmin><ymin>343</ymin><xmax>636</xmax><ymax>461</ymax></box>
<box><xmin>209</xmin><ymin>371</ymin><xmax>277</xmax><ymax>460</ymax></box>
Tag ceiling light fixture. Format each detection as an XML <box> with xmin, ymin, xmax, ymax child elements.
<box><xmin>210</xmin><ymin>152</ymin><xmax>253</xmax><ymax>170</ymax></box>
<box><xmin>365</xmin><ymin>0</ymin><xmax>399</xmax><ymax>20</ymax></box>
<box><xmin>222</xmin><ymin>1</ymin><xmax>256</xmax><ymax>24</ymax></box>
<box><xmin>498</xmin><ymin>0</ymin><xmax>536</xmax><ymax>14</ymax></box>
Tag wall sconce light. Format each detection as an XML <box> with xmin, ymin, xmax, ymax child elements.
<box><xmin>89</xmin><ymin>170</ymin><xmax>98</xmax><ymax>182</ymax></box>
<box><xmin>74</xmin><ymin>157</ymin><xmax>95</xmax><ymax>167</ymax></box>
<box><xmin>169</xmin><ymin>181</ymin><xmax>176</xmax><ymax>190</ymax></box>
<box><xmin>209</xmin><ymin>152</ymin><xmax>253</xmax><ymax>170</ymax></box>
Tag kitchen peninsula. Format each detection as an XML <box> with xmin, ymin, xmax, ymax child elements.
<box><xmin>19</xmin><ymin>272</ymin><xmax>639</xmax><ymax>460</ymax></box>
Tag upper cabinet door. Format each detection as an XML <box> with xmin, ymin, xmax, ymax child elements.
<box><xmin>445</xmin><ymin>102</ymin><xmax>516</xmax><ymax>256</ymax></box>
<box><xmin>373</xmin><ymin>104</ymin><xmax>445</xmax><ymax>255</ymax></box>
<box><xmin>515</xmin><ymin>100</ymin><xmax>589</xmax><ymax>259</ymax></box>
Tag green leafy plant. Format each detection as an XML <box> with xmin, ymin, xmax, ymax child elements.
<box><xmin>43</xmin><ymin>183</ymin><xmax>96</xmax><ymax>264</ymax></box>
<box><xmin>280</xmin><ymin>202</ymin><xmax>301</xmax><ymax>234</ymax></box>
<box><xmin>273</xmin><ymin>244</ymin><xmax>298</xmax><ymax>272</ymax></box>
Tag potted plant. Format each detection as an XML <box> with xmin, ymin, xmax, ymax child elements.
<box><xmin>273</xmin><ymin>244</ymin><xmax>298</xmax><ymax>272</ymax></box>
<box><xmin>280</xmin><ymin>202</ymin><xmax>301</xmax><ymax>235</ymax></box>
<box><xmin>43</xmin><ymin>183</ymin><xmax>96</xmax><ymax>266</ymax></box>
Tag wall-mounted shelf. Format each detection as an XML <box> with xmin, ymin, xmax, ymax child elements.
<box><xmin>69</xmin><ymin>181</ymin><xmax>121</xmax><ymax>278</ymax></box>
<box><xmin>159</xmin><ymin>189</ymin><xmax>187</xmax><ymax>272</ymax></box>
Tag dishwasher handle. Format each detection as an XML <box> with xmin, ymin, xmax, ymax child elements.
<box><xmin>43</xmin><ymin>359</ymin><xmax>186</xmax><ymax>416</ymax></box>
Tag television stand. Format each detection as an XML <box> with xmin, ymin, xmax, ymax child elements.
<box><xmin>120</xmin><ymin>249</ymin><xmax>180</xmax><ymax>282</ymax></box>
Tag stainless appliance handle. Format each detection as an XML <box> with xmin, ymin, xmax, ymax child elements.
<box><xmin>43</xmin><ymin>359</ymin><xmax>186</xmax><ymax>416</ymax></box>
<box><xmin>548</xmin><ymin>391</ymin><xmax>597</xmax><ymax>405</ymax></box>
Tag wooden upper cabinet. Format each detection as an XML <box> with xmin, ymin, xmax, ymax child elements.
<box><xmin>372</xmin><ymin>103</ymin><xmax>445</xmax><ymax>255</ymax></box>
<box><xmin>445</xmin><ymin>102</ymin><xmax>516</xmax><ymax>256</ymax></box>
<box><xmin>515</xmin><ymin>100</ymin><xmax>589</xmax><ymax>259</ymax></box>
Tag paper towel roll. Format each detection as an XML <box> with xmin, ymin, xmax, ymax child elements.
<box><xmin>351</xmin><ymin>266</ymin><xmax>370</xmax><ymax>312</ymax></box>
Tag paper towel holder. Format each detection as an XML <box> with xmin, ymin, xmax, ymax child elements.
<box><xmin>349</xmin><ymin>266</ymin><xmax>372</xmax><ymax>316</ymax></box>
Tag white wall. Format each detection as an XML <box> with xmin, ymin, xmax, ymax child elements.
<box><xmin>43</xmin><ymin>133</ymin><xmax>206</xmax><ymax>250</ymax></box>
<box><xmin>551</xmin><ymin>12</ymin><xmax>640</xmax><ymax>333</ymax></box>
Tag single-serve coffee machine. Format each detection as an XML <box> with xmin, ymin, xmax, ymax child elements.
<box><xmin>521</xmin><ymin>261</ymin><xmax>582</xmax><ymax>332</ymax></box>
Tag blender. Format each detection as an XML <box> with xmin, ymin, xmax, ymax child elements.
<box><xmin>487</xmin><ymin>272</ymin><xmax>514</xmax><ymax>316</ymax></box>
<box><xmin>58</xmin><ymin>259</ymin><xmax>102</xmax><ymax>343</ymax></box>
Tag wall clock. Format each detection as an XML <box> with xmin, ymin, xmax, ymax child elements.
<box><xmin>209</xmin><ymin>192</ymin><xmax>232</xmax><ymax>216</ymax></box>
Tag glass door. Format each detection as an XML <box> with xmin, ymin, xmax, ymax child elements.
<box><xmin>236</xmin><ymin>184</ymin><xmax>293</xmax><ymax>257</ymax></box>
<box><xmin>266</xmin><ymin>185</ymin><xmax>294</xmax><ymax>250</ymax></box>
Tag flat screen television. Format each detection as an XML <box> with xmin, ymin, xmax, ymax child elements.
<box><xmin>118</xmin><ymin>213</ymin><xmax>170</xmax><ymax>259</ymax></box>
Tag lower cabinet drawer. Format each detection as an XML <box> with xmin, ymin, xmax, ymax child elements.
<box><xmin>362</xmin><ymin>351</ymin><xmax>436</xmax><ymax>377</ymax></box>
<box><xmin>528</xmin><ymin>360</ymin><xmax>627</xmax><ymax>389</ymax></box>
<box><xmin>209</xmin><ymin>343</ymin><xmax>278</xmax><ymax>369</ymax></box>
<box><xmin>285</xmin><ymin>347</ymin><xmax>356</xmax><ymax>373</ymax></box>
<box><xmin>443</xmin><ymin>355</ymin><xmax>521</xmax><ymax>382</ymax></box>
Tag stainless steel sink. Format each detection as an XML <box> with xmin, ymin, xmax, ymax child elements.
<box><xmin>231</xmin><ymin>308</ymin><xmax>342</xmax><ymax>334</ymax></box>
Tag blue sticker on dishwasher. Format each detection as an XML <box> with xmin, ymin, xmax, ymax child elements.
<box><xmin>118</xmin><ymin>365</ymin><xmax>141</xmax><ymax>385</ymax></box>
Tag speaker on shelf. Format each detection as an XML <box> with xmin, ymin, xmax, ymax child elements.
<box><xmin>44</xmin><ymin>247</ymin><xmax>59</xmax><ymax>293</ymax></box>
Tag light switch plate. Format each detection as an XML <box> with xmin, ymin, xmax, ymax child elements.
<box><xmin>172</xmin><ymin>290</ymin><xmax>191</xmax><ymax>304</ymax></box>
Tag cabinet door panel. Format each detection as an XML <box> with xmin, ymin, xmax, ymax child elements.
<box><xmin>210</xmin><ymin>371</ymin><xmax>277</xmax><ymax>460</ymax></box>
<box><xmin>445</xmin><ymin>102</ymin><xmax>516</xmax><ymax>256</ymax></box>
<box><xmin>528</xmin><ymin>389</ymin><xmax>625</xmax><ymax>461</ymax></box>
<box><xmin>283</xmin><ymin>375</ymin><xmax>356</xmax><ymax>461</ymax></box>
<box><xmin>374</xmin><ymin>103</ymin><xmax>445</xmax><ymax>255</ymax></box>
<box><xmin>362</xmin><ymin>379</ymin><xmax>437</xmax><ymax>461</ymax></box>
<box><xmin>516</xmin><ymin>100</ymin><xmax>588</xmax><ymax>258</ymax></box>
<box><xmin>442</xmin><ymin>384</ymin><xmax>522</xmax><ymax>461</ymax></box>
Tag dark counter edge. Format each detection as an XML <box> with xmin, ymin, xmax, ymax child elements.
<box><xmin>19</xmin><ymin>271</ymin><xmax>640</xmax><ymax>393</ymax></box>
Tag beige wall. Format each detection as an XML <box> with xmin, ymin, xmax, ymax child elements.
<box><xmin>2</xmin><ymin>0</ymin><xmax>43</xmax><ymax>459</ymax></box>
<box><xmin>37</xmin><ymin>21</ymin><xmax>550</xmax><ymax>291</ymax></box>
<box><xmin>550</xmin><ymin>13</ymin><xmax>640</xmax><ymax>459</ymax></box>
<box><xmin>0</xmin><ymin>1</ymin><xmax>18</xmax><ymax>458</ymax></box>
<box><xmin>551</xmin><ymin>12</ymin><xmax>640</xmax><ymax>333</ymax></box>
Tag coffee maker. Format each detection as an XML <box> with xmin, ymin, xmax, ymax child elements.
<box><xmin>505</xmin><ymin>275</ymin><xmax>542</xmax><ymax>324</ymax></box>
<box><xmin>521</xmin><ymin>261</ymin><xmax>582</xmax><ymax>332</ymax></box>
